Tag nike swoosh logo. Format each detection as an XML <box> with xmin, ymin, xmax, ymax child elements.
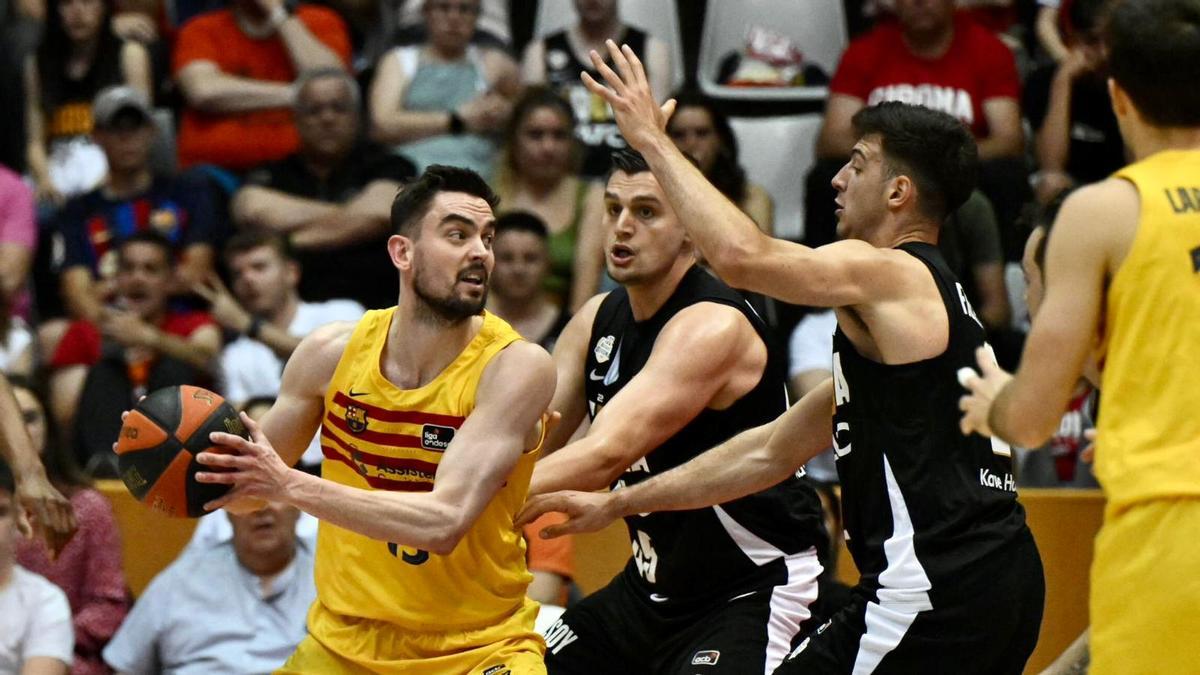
<box><xmin>649</xmin><ymin>593</ymin><xmax>669</xmax><ymax>603</ymax></box>
<box><xmin>728</xmin><ymin>591</ymin><xmax>756</xmax><ymax>602</ymax></box>
<box><xmin>348</xmin><ymin>389</ymin><xmax>368</xmax><ymax>397</ymax></box>
<box><xmin>588</xmin><ymin>370</ymin><xmax>606</xmax><ymax>381</ymax></box>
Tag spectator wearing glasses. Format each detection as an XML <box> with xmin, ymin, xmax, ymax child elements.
<box><xmin>233</xmin><ymin>69</ymin><xmax>415</xmax><ymax>310</ymax></box>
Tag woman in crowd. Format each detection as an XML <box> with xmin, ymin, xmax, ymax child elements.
<box><xmin>666</xmin><ymin>92</ymin><xmax>774</xmax><ymax>234</ymax></box>
<box><xmin>25</xmin><ymin>0</ymin><xmax>151</xmax><ymax>205</ymax></box>
<box><xmin>12</xmin><ymin>377</ymin><xmax>129</xmax><ymax>675</ymax></box>
<box><xmin>493</xmin><ymin>87</ymin><xmax>605</xmax><ymax>312</ymax></box>
<box><xmin>368</xmin><ymin>0</ymin><xmax>519</xmax><ymax>178</ymax></box>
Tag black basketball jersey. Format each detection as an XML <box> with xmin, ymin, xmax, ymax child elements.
<box><xmin>831</xmin><ymin>243</ymin><xmax>1034</xmax><ymax>606</ymax></box>
<box><xmin>585</xmin><ymin>266</ymin><xmax>826</xmax><ymax>608</ymax></box>
<box><xmin>542</xmin><ymin>27</ymin><xmax>647</xmax><ymax>178</ymax></box>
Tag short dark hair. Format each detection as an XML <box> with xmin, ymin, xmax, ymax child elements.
<box><xmin>390</xmin><ymin>165</ymin><xmax>499</xmax><ymax>237</ymax></box>
<box><xmin>117</xmin><ymin>230</ymin><xmax>174</xmax><ymax>261</ymax></box>
<box><xmin>852</xmin><ymin>102</ymin><xmax>978</xmax><ymax>222</ymax></box>
<box><xmin>224</xmin><ymin>229</ymin><xmax>295</xmax><ymax>265</ymax></box>
<box><xmin>495</xmin><ymin>211</ymin><xmax>549</xmax><ymax>240</ymax></box>
<box><xmin>608</xmin><ymin>148</ymin><xmax>699</xmax><ymax>181</ymax></box>
<box><xmin>1105</xmin><ymin>0</ymin><xmax>1200</xmax><ymax>127</ymax></box>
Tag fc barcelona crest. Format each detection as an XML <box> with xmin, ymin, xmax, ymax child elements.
<box><xmin>346</xmin><ymin>405</ymin><xmax>368</xmax><ymax>433</ymax></box>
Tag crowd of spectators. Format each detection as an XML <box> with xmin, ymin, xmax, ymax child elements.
<box><xmin>0</xmin><ymin>0</ymin><xmax>1113</xmax><ymax>671</ymax></box>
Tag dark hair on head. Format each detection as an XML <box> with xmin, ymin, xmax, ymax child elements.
<box><xmin>37</xmin><ymin>0</ymin><xmax>121</xmax><ymax>113</ymax></box>
<box><xmin>224</xmin><ymin>229</ymin><xmax>296</xmax><ymax>265</ymax></box>
<box><xmin>667</xmin><ymin>91</ymin><xmax>748</xmax><ymax>204</ymax></box>
<box><xmin>495</xmin><ymin>211</ymin><xmax>549</xmax><ymax>240</ymax></box>
<box><xmin>1033</xmin><ymin>188</ymin><xmax>1074</xmax><ymax>274</ymax></box>
<box><xmin>851</xmin><ymin>102</ymin><xmax>978</xmax><ymax>223</ymax></box>
<box><xmin>6</xmin><ymin>375</ymin><xmax>89</xmax><ymax>488</ymax></box>
<box><xmin>391</xmin><ymin>165</ymin><xmax>499</xmax><ymax>237</ymax></box>
<box><xmin>1105</xmin><ymin>0</ymin><xmax>1200</xmax><ymax>127</ymax></box>
<box><xmin>609</xmin><ymin>148</ymin><xmax>651</xmax><ymax>176</ymax></box>
<box><xmin>498</xmin><ymin>87</ymin><xmax>579</xmax><ymax>183</ymax></box>
<box><xmin>117</xmin><ymin>230</ymin><xmax>175</xmax><ymax>261</ymax></box>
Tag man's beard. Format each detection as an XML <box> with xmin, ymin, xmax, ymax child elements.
<box><xmin>412</xmin><ymin>261</ymin><xmax>488</xmax><ymax>326</ymax></box>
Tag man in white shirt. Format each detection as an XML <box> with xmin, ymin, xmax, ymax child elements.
<box><xmin>195</xmin><ymin>230</ymin><xmax>364</xmax><ymax>468</ymax></box>
<box><xmin>0</xmin><ymin>464</ymin><xmax>73</xmax><ymax>675</ymax></box>
<box><xmin>103</xmin><ymin>502</ymin><xmax>315</xmax><ymax>675</ymax></box>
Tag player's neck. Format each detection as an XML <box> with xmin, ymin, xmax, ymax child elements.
<box><xmin>626</xmin><ymin>260</ymin><xmax>693</xmax><ymax>322</ymax></box>
<box><xmin>575</xmin><ymin>18</ymin><xmax>622</xmax><ymax>46</ymax></box>
<box><xmin>386</xmin><ymin>305</ymin><xmax>482</xmax><ymax>389</ymax></box>
<box><xmin>1128</xmin><ymin>125</ymin><xmax>1200</xmax><ymax>161</ymax></box>
<box><xmin>0</xmin><ymin>563</ymin><xmax>12</xmax><ymax>590</ymax></box>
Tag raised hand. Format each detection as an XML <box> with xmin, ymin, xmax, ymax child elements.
<box><xmin>579</xmin><ymin>40</ymin><xmax>676</xmax><ymax>154</ymax></box>
<box><xmin>958</xmin><ymin>346</ymin><xmax>1015</xmax><ymax>438</ymax></box>
<box><xmin>192</xmin><ymin>272</ymin><xmax>252</xmax><ymax>334</ymax></box>
<box><xmin>515</xmin><ymin>490</ymin><xmax>619</xmax><ymax>539</ymax></box>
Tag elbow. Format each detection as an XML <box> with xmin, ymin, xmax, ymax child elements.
<box><xmin>705</xmin><ymin>235</ymin><xmax>761</xmax><ymax>288</ymax></box>
<box><xmin>1010</xmin><ymin>418</ymin><xmax>1058</xmax><ymax>450</ymax></box>
<box><xmin>425</xmin><ymin>520</ymin><xmax>469</xmax><ymax>556</ymax></box>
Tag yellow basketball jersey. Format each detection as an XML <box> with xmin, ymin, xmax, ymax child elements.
<box><xmin>313</xmin><ymin>308</ymin><xmax>540</xmax><ymax>634</ymax></box>
<box><xmin>1098</xmin><ymin>150</ymin><xmax>1200</xmax><ymax>509</ymax></box>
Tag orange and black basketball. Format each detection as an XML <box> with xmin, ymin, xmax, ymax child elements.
<box><xmin>115</xmin><ymin>385</ymin><xmax>248</xmax><ymax>518</ymax></box>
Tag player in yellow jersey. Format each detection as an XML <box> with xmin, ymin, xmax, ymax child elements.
<box><xmin>193</xmin><ymin>165</ymin><xmax>557</xmax><ymax>674</ymax></box>
<box><xmin>959</xmin><ymin>1</ymin><xmax>1200</xmax><ymax>672</ymax></box>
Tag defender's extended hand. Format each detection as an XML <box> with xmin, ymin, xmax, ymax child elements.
<box><xmin>580</xmin><ymin>40</ymin><xmax>676</xmax><ymax>155</ymax></box>
<box><xmin>958</xmin><ymin>346</ymin><xmax>1014</xmax><ymax>438</ymax></box>
<box><xmin>516</xmin><ymin>490</ymin><xmax>619</xmax><ymax>539</ymax></box>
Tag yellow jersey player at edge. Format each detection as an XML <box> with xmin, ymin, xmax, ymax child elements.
<box><xmin>193</xmin><ymin>165</ymin><xmax>557</xmax><ymax>674</ymax></box>
<box><xmin>959</xmin><ymin>1</ymin><xmax>1200</xmax><ymax>672</ymax></box>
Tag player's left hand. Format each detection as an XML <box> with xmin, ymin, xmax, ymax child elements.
<box><xmin>515</xmin><ymin>490</ymin><xmax>618</xmax><ymax>538</ymax></box>
<box><xmin>580</xmin><ymin>40</ymin><xmax>676</xmax><ymax>154</ymax></box>
<box><xmin>196</xmin><ymin>412</ymin><xmax>294</xmax><ymax>511</ymax></box>
<box><xmin>957</xmin><ymin>346</ymin><xmax>1014</xmax><ymax>438</ymax></box>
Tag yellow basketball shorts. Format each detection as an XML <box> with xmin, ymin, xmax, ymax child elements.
<box><xmin>276</xmin><ymin>599</ymin><xmax>546</xmax><ymax>675</ymax></box>
<box><xmin>1090</xmin><ymin>498</ymin><xmax>1200</xmax><ymax>674</ymax></box>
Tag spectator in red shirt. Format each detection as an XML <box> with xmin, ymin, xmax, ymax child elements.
<box><xmin>11</xmin><ymin>377</ymin><xmax>129</xmax><ymax>675</ymax></box>
<box><xmin>806</xmin><ymin>0</ymin><xmax>1029</xmax><ymax>260</ymax></box>
<box><xmin>172</xmin><ymin>0</ymin><xmax>351</xmax><ymax>172</ymax></box>
<box><xmin>48</xmin><ymin>232</ymin><xmax>220</xmax><ymax>474</ymax></box>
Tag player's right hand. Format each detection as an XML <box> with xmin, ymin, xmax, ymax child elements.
<box><xmin>515</xmin><ymin>490</ymin><xmax>617</xmax><ymax>538</ymax></box>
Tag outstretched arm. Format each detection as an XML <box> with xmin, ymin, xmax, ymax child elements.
<box><xmin>960</xmin><ymin>180</ymin><xmax>1135</xmax><ymax>446</ymax></box>
<box><xmin>0</xmin><ymin>372</ymin><xmax>75</xmax><ymax>555</ymax></box>
<box><xmin>519</xmin><ymin>379</ymin><xmax>833</xmax><ymax>538</ymax></box>
<box><xmin>530</xmin><ymin>303</ymin><xmax>764</xmax><ymax>495</ymax></box>
<box><xmin>201</xmin><ymin>341</ymin><xmax>556</xmax><ymax>553</ymax></box>
<box><xmin>580</xmin><ymin>41</ymin><xmax>912</xmax><ymax>308</ymax></box>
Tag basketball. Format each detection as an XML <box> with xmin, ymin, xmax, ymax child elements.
<box><xmin>115</xmin><ymin>385</ymin><xmax>249</xmax><ymax>518</ymax></box>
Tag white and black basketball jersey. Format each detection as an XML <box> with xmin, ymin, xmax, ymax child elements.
<box><xmin>585</xmin><ymin>266</ymin><xmax>826</xmax><ymax>608</ymax></box>
<box><xmin>831</xmin><ymin>243</ymin><xmax>1033</xmax><ymax>607</ymax></box>
<box><xmin>542</xmin><ymin>27</ymin><xmax>647</xmax><ymax>178</ymax></box>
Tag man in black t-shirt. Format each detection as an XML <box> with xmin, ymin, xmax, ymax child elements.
<box><xmin>522</xmin><ymin>149</ymin><xmax>826</xmax><ymax>675</ymax></box>
<box><xmin>231</xmin><ymin>68</ymin><xmax>415</xmax><ymax>310</ymax></box>
<box><xmin>520</xmin><ymin>0</ymin><xmax>671</xmax><ymax>178</ymax></box>
<box><xmin>56</xmin><ymin>87</ymin><xmax>221</xmax><ymax>325</ymax></box>
<box><xmin>1025</xmin><ymin>0</ymin><xmax>1124</xmax><ymax>204</ymax></box>
<box><xmin>522</xmin><ymin>44</ymin><xmax>1043</xmax><ymax>674</ymax></box>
